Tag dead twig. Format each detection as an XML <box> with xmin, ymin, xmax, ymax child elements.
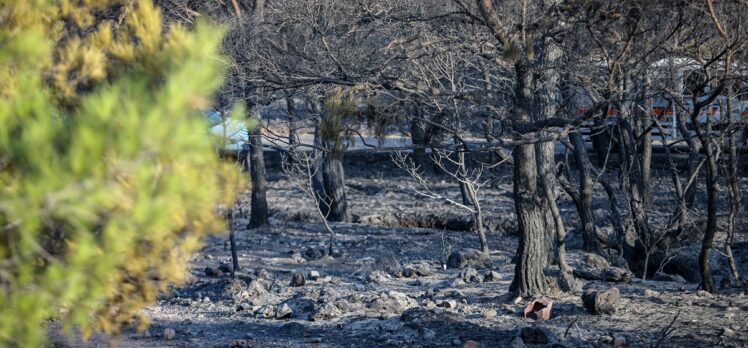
<box><xmin>651</xmin><ymin>310</ymin><xmax>681</xmax><ymax>348</ymax></box>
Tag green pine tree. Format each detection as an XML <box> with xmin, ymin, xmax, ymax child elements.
<box><xmin>0</xmin><ymin>1</ymin><xmax>242</xmax><ymax>346</ymax></box>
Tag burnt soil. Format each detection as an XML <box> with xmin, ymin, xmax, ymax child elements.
<box><xmin>49</xmin><ymin>152</ymin><xmax>748</xmax><ymax>348</ymax></box>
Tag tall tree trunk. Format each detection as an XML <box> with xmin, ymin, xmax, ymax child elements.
<box><xmin>320</xmin><ymin>148</ymin><xmax>350</xmax><ymax>222</ymax></box>
<box><xmin>285</xmin><ymin>95</ymin><xmax>300</xmax><ymax>155</ymax></box>
<box><xmin>619</xmin><ymin>116</ymin><xmax>652</xmax><ymax>276</ymax></box>
<box><xmin>511</xmin><ymin>143</ymin><xmax>550</xmax><ymax>297</ymax></box>
<box><xmin>508</xmin><ymin>59</ymin><xmax>552</xmax><ymax>297</ymax></box>
<box><xmin>724</xmin><ymin>92</ymin><xmax>742</xmax><ymax>284</ymax></box>
<box><xmin>569</xmin><ymin>132</ymin><xmax>599</xmax><ymax>252</ymax></box>
<box><xmin>691</xmin><ymin>95</ymin><xmax>721</xmax><ymax>293</ymax></box>
<box><xmin>247</xmin><ymin>109</ymin><xmax>268</xmax><ymax>229</ymax></box>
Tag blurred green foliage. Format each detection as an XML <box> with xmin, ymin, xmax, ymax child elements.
<box><xmin>0</xmin><ymin>1</ymin><xmax>242</xmax><ymax>346</ymax></box>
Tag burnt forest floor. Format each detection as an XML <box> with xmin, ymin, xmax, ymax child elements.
<box><xmin>50</xmin><ymin>152</ymin><xmax>748</xmax><ymax>348</ymax></box>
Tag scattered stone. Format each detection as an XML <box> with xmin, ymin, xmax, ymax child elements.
<box><xmin>484</xmin><ymin>270</ymin><xmax>502</xmax><ymax>282</ymax></box>
<box><xmin>446</xmin><ymin>249</ymin><xmax>484</xmax><ymax>269</ymax></box>
<box><xmin>460</xmin><ymin>268</ymin><xmax>479</xmax><ymax>283</ymax></box>
<box><xmin>302</xmin><ymin>246</ymin><xmax>328</xmax><ymax>261</ymax></box>
<box><xmin>204</xmin><ymin>267</ymin><xmax>223</xmax><ymax>277</ymax></box>
<box><xmin>582</xmin><ymin>252</ymin><xmax>610</xmax><ymax>269</ymax></box>
<box><xmin>402</xmin><ymin>268</ymin><xmax>416</xmax><ymax>278</ymax></box>
<box><xmin>236</xmin><ymin>302</ymin><xmax>253</xmax><ymax>312</ymax></box>
<box><xmin>697</xmin><ymin>290</ymin><xmax>713</xmax><ymax>298</ymax></box>
<box><xmin>582</xmin><ymin>288</ymin><xmax>620</xmax><ymax>315</ymax></box>
<box><xmin>519</xmin><ymin>326</ymin><xmax>558</xmax><ymax>345</ymax></box>
<box><xmin>218</xmin><ymin>262</ymin><xmax>232</xmax><ymax>274</ymax></box>
<box><xmin>256</xmin><ymin>305</ymin><xmax>275</xmax><ymax>318</ymax></box>
<box><xmin>415</xmin><ymin>264</ymin><xmax>432</xmax><ymax>277</ymax></box>
<box><xmin>373</xmin><ymin>255</ymin><xmax>402</xmax><ymax>276</ymax></box>
<box><xmin>722</xmin><ymin>327</ymin><xmax>736</xmax><ymax>337</ymax></box>
<box><xmin>290</xmin><ymin>271</ymin><xmax>306</xmax><ymax>287</ymax></box>
<box><xmin>163</xmin><ymin>328</ymin><xmax>176</xmax><ymax>341</ymax></box>
<box><xmin>482</xmin><ymin>309</ymin><xmax>498</xmax><ymax>319</ymax></box>
<box><xmin>613</xmin><ymin>335</ymin><xmax>627</xmax><ymax>347</ymax></box>
<box><xmin>643</xmin><ymin>289</ymin><xmax>660</xmax><ymax>298</ymax></box>
<box><xmin>246</xmin><ymin>280</ymin><xmax>267</xmax><ymax>297</ymax></box>
<box><xmin>368</xmin><ymin>270</ymin><xmax>392</xmax><ymax>284</ymax></box>
<box><xmin>311</xmin><ymin>303</ymin><xmax>342</xmax><ymax>321</ymax></box>
<box><xmin>438</xmin><ymin>300</ymin><xmax>458</xmax><ymax>309</ymax></box>
<box><xmin>574</xmin><ymin>267</ymin><xmax>632</xmax><ymax>283</ymax></box>
<box><xmin>308</xmin><ymin>270</ymin><xmax>320</xmax><ymax>280</ymax></box>
<box><xmin>354</xmin><ymin>283</ymin><xmax>366</xmax><ymax>292</ymax></box>
<box><xmin>451</xmin><ymin>278</ymin><xmax>466</xmax><ymax>287</ymax></box>
<box><xmin>276</xmin><ymin>303</ymin><xmax>293</xmax><ymax>319</ymax></box>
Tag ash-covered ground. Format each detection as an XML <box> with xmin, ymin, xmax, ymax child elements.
<box><xmin>51</xmin><ymin>152</ymin><xmax>748</xmax><ymax>348</ymax></box>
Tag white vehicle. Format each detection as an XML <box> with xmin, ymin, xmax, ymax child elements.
<box><xmin>205</xmin><ymin>110</ymin><xmax>250</xmax><ymax>158</ymax></box>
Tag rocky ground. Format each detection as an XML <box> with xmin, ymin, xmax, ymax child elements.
<box><xmin>50</xmin><ymin>153</ymin><xmax>748</xmax><ymax>348</ymax></box>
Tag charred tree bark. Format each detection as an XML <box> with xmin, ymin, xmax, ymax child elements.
<box><xmin>569</xmin><ymin>132</ymin><xmax>600</xmax><ymax>252</ymax></box>
<box><xmin>511</xmin><ymin>142</ymin><xmax>551</xmax><ymax>297</ymax></box>
<box><xmin>320</xmin><ymin>148</ymin><xmax>350</xmax><ymax>222</ymax></box>
<box><xmin>247</xmin><ymin>109</ymin><xmax>268</xmax><ymax>229</ymax></box>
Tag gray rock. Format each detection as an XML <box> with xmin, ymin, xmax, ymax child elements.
<box><xmin>163</xmin><ymin>328</ymin><xmax>176</xmax><ymax>340</ymax></box>
<box><xmin>256</xmin><ymin>305</ymin><xmax>275</xmax><ymax>318</ymax></box>
<box><xmin>484</xmin><ymin>270</ymin><xmax>502</xmax><ymax>282</ymax></box>
<box><xmin>482</xmin><ymin>309</ymin><xmax>497</xmax><ymax>319</ymax></box>
<box><xmin>446</xmin><ymin>249</ymin><xmax>484</xmax><ymax>269</ymax></box>
<box><xmin>311</xmin><ymin>303</ymin><xmax>342</xmax><ymax>321</ymax></box>
<box><xmin>368</xmin><ymin>270</ymin><xmax>391</xmax><ymax>284</ymax></box>
<box><xmin>581</xmin><ymin>252</ymin><xmax>610</xmax><ymax>269</ymax></box>
<box><xmin>582</xmin><ymin>288</ymin><xmax>620</xmax><ymax>315</ymax></box>
<box><xmin>290</xmin><ymin>271</ymin><xmax>306</xmax><ymax>287</ymax></box>
<box><xmin>460</xmin><ymin>268</ymin><xmax>479</xmax><ymax>283</ymax></box>
<box><xmin>373</xmin><ymin>255</ymin><xmax>402</xmax><ymax>276</ymax></box>
<box><xmin>415</xmin><ymin>264</ymin><xmax>432</xmax><ymax>277</ymax></box>
<box><xmin>246</xmin><ymin>280</ymin><xmax>267</xmax><ymax>297</ymax></box>
<box><xmin>438</xmin><ymin>300</ymin><xmax>458</xmax><ymax>309</ymax></box>
<box><xmin>519</xmin><ymin>326</ymin><xmax>558</xmax><ymax>345</ymax></box>
<box><xmin>722</xmin><ymin>327</ymin><xmax>736</xmax><ymax>337</ymax></box>
<box><xmin>308</xmin><ymin>270</ymin><xmax>320</xmax><ymax>280</ymax></box>
<box><xmin>276</xmin><ymin>303</ymin><xmax>293</xmax><ymax>319</ymax></box>
<box><xmin>302</xmin><ymin>246</ymin><xmax>327</xmax><ymax>261</ymax></box>
<box><xmin>236</xmin><ymin>302</ymin><xmax>253</xmax><ymax>312</ymax></box>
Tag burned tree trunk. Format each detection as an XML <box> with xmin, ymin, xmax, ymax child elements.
<box><xmin>511</xmin><ymin>142</ymin><xmax>551</xmax><ymax>297</ymax></box>
<box><xmin>320</xmin><ymin>149</ymin><xmax>350</xmax><ymax>222</ymax></box>
<box><xmin>247</xmin><ymin>108</ymin><xmax>268</xmax><ymax>229</ymax></box>
<box><xmin>569</xmin><ymin>132</ymin><xmax>600</xmax><ymax>252</ymax></box>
